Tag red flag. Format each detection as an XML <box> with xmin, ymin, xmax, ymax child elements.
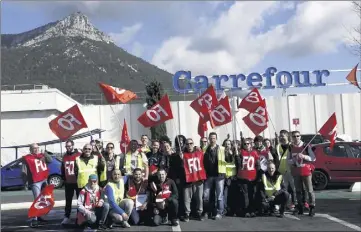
<box><xmin>183</xmin><ymin>151</ymin><xmax>207</xmax><ymax>182</ymax></box>
<box><xmin>319</xmin><ymin>113</ymin><xmax>337</xmax><ymax>150</ymax></box>
<box><xmin>346</xmin><ymin>64</ymin><xmax>361</xmax><ymax>90</ymax></box>
<box><xmin>190</xmin><ymin>85</ymin><xmax>219</xmax><ymax>121</ymax></box>
<box><xmin>120</xmin><ymin>119</ymin><xmax>130</xmax><ymax>154</ymax></box>
<box><xmin>49</xmin><ymin>105</ymin><xmax>88</xmax><ymax>141</ymax></box>
<box><xmin>137</xmin><ymin>95</ymin><xmax>173</xmax><ymax>128</ymax></box>
<box><xmin>242</xmin><ymin>102</ymin><xmax>269</xmax><ymax>136</ymax></box>
<box><xmin>197</xmin><ymin>116</ymin><xmax>208</xmax><ymax>138</ymax></box>
<box><xmin>209</xmin><ymin>96</ymin><xmax>232</xmax><ymax>128</ymax></box>
<box><xmin>98</xmin><ymin>82</ymin><xmax>137</xmax><ymax>104</ymax></box>
<box><xmin>238</xmin><ymin>88</ymin><xmax>263</xmax><ymax>112</ymax></box>
<box><xmin>28</xmin><ymin>185</ymin><xmax>55</xmax><ymax>218</ymax></box>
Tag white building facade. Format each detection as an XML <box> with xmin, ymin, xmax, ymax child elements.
<box><xmin>1</xmin><ymin>88</ymin><xmax>361</xmax><ymax>165</ymax></box>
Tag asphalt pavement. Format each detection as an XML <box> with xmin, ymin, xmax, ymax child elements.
<box><xmin>2</xmin><ymin>188</ymin><xmax>361</xmax><ymax>231</ymax></box>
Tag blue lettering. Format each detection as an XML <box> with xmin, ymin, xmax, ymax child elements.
<box><xmin>172</xmin><ymin>67</ymin><xmax>331</xmax><ymax>93</ymax></box>
<box><xmin>194</xmin><ymin>75</ymin><xmax>209</xmax><ymax>92</ymax></box>
<box><xmin>212</xmin><ymin>75</ymin><xmax>229</xmax><ymax>90</ymax></box>
<box><xmin>230</xmin><ymin>74</ymin><xmax>246</xmax><ymax>89</ymax></box>
<box><xmin>262</xmin><ymin>67</ymin><xmax>277</xmax><ymax>89</ymax></box>
<box><xmin>173</xmin><ymin>71</ymin><xmax>192</xmax><ymax>93</ymax></box>
<box><xmin>276</xmin><ymin>71</ymin><xmax>292</xmax><ymax>88</ymax></box>
<box><xmin>293</xmin><ymin>71</ymin><xmax>312</xmax><ymax>87</ymax></box>
<box><xmin>247</xmin><ymin>73</ymin><xmax>263</xmax><ymax>88</ymax></box>
<box><xmin>313</xmin><ymin>70</ymin><xmax>329</xmax><ymax>87</ymax></box>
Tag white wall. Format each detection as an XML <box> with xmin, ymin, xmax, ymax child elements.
<box><xmin>1</xmin><ymin>89</ymin><xmax>361</xmax><ymax>165</ymax></box>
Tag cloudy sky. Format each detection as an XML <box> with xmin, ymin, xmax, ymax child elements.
<box><xmin>2</xmin><ymin>1</ymin><xmax>360</xmax><ymax>95</ymax></box>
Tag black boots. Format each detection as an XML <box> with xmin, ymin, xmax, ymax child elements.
<box><xmin>309</xmin><ymin>205</ymin><xmax>315</xmax><ymax>217</ymax></box>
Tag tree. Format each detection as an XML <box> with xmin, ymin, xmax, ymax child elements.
<box><xmin>145</xmin><ymin>80</ymin><xmax>167</xmax><ymax>139</ymax></box>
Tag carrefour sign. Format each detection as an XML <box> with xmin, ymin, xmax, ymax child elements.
<box><xmin>173</xmin><ymin>67</ymin><xmax>330</xmax><ymax>93</ymax></box>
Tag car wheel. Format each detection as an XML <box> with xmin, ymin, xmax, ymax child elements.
<box><xmin>312</xmin><ymin>170</ymin><xmax>328</xmax><ymax>190</ymax></box>
<box><xmin>48</xmin><ymin>175</ymin><xmax>63</xmax><ymax>189</ymax></box>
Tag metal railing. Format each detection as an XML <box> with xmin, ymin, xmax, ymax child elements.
<box><xmin>1</xmin><ymin>84</ymin><xmax>50</xmax><ymax>91</ymax></box>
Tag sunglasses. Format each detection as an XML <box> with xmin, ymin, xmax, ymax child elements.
<box><xmin>202</xmin><ymin>141</ymin><xmax>208</xmax><ymax>143</ymax></box>
<box><xmin>244</xmin><ymin>143</ymin><xmax>250</xmax><ymax>145</ymax></box>
<box><xmin>106</xmin><ymin>147</ymin><xmax>114</xmax><ymax>149</ymax></box>
<box><xmin>292</xmin><ymin>135</ymin><xmax>300</xmax><ymax>138</ymax></box>
<box><xmin>65</xmin><ymin>145</ymin><xmax>72</xmax><ymax>148</ymax></box>
<box><xmin>186</xmin><ymin>143</ymin><xmax>193</xmax><ymax>145</ymax></box>
<box><xmin>84</xmin><ymin>148</ymin><xmax>92</xmax><ymax>151</ymax></box>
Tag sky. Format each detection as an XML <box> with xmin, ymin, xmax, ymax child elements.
<box><xmin>1</xmin><ymin>1</ymin><xmax>361</xmax><ymax>96</ymax></box>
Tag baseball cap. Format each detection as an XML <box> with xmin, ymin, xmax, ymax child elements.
<box><xmin>89</xmin><ymin>174</ymin><xmax>98</xmax><ymax>181</ymax></box>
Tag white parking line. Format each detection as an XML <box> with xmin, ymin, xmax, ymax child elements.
<box><xmin>284</xmin><ymin>213</ymin><xmax>300</xmax><ymax>220</ymax></box>
<box><xmin>316</xmin><ymin>214</ymin><xmax>361</xmax><ymax>231</ymax></box>
<box><xmin>172</xmin><ymin>224</ymin><xmax>182</xmax><ymax>231</ymax></box>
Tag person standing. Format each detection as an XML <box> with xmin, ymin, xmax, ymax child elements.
<box><xmin>289</xmin><ymin>131</ymin><xmax>316</xmax><ymax>216</ymax></box>
<box><xmin>61</xmin><ymin>140</ymin><xmax>81</xmax><ymax>225</ymax></box>
<box><xmin>200</xmin><ymin>137</ymin><xmax>208</xmax><ymax>152</ymax></box>
<box><xmin>235</xmin><ymin>138</ymin><xmax>259</xmax><ymax>218</ymax></box>
<box><xmin>74</xmin><ymin>144</ymin><xmax>106</xmax><ymax>191</ymax></box>
<box><xmin>140</xmin><ymin>135</ymin><xmax>151</xmax><ymax>153</ymax></box>
<box><xmin>124</xmin><ymin>140</ymin><xmax>149</xmax><ymax>182</ymax></box>
<box><xmin>22</xmin><ymin>143</ymin><xmax>53</xmax><ymax>228</ymax></box>
<box><xmin>100</xmin><ymin>142</ymin><xmax>123</xmax><ymax>187</ymax></box>
<box><xmin>275</xmin><ymin>130</ymin><xmax>296</xmax><ymax>210</ymax></box>
<box><xmin>146</xmin><ymin>140</ymin><xmax>168</xmax><ymax>182</ymax></box>
<box><xmin>222</xmin><ymin>138</ymin><xmax>237</xmax><ymax>216</ymax></box>
<box><xmin>203</xmin><ymin>132</ymin><xmax>227</xmax><ymax>220</ymax></box>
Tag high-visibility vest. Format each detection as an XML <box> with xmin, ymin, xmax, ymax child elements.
<box><xmin>276</xmin><ymin>144</ymin><xmax>289</xmax><ymax>174</ymax></box>
<box><xmin>224</xmin><ymin>152</ymin><xmax>236</xmax><ymax>177</ymax></box>
<box><xmin>104</xmin><ymin>180</ymin><xmax>125</xmax><ymax>206</ymax></box>
<box><xmin>102</xmin><ymin>155</ymin><xmax>121</xmax><ymax>181</ymax></box>
<box><xmin>262</xmin><ymin>174</ymin><xmax>283</xmax><ymax>198</ymax></box>
<box><xmin>124</xmin><ymin>151</ymin><xmax>144</xmax><ymax>175</ymax></box>
<box><xmin>205</xmin><ymin>145</ymin><xmax>227</xmax><ymax>174</ymax></box>
<box><xmin>76</xmin><ymin>156</ymin><xmax>98</xmax><ymax>189</ymax></box>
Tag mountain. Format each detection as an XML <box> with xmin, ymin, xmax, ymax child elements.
<box><xmin>1</xmin><ymin>12</ymin><xmax>191</xmax><ymax>104</ymax></box>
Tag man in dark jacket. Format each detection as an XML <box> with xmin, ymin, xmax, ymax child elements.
<box><xmin>203</xmin><ymin>132</ymin><xmax>226</xmax><ymax>220</ymax></box>
<box><xmin>146</xmin><ymin>140</ymin><xmax>168</xmax><ymax>182</ymax></box>
<box><xmin>258</xmin><ymin>161</ymin><xmax>289</xmax><ymax>218</ymax></box>
<box><xmin>61</xmin><ymin>140</ymin><xmax>81</xmax><ymax>225</ymax></box>
<box><xmin>149</xmin><ymin>169</ymin><xmax>179</xmax><ymax>226</ymax></box>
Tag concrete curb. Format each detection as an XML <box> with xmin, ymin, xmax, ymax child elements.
<box><xmin>1</xmin><ymin>200</ymin><xmax>77</xmax><ymax>211</ymax></box>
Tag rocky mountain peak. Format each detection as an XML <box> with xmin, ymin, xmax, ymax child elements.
<box><xmin>3</xmin><ymin>12</ymin><xmax>113</xmax><ymax>48</ymax></box>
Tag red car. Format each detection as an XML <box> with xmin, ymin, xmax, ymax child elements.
<box><xmin>311</xmin><ymin>142</ymin><xmax>361</xmax><ymax>190</ymax></box>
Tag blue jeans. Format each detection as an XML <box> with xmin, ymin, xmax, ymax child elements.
<box><xmin>203</xmin><ymin>176</ymin><xmax>225</xmax><ymax>215</ymax></box>
<box><xmin>30</xmin><ymin>179</ymin><xmax>48</xmax><ymax>220</ymax></box>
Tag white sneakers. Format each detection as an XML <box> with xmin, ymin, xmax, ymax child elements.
<box><xmin>61</xmin><ymin>217</ymin><xmax>71</xmax><ymax>225</ymax></box>
<box><xmin>121</xmin><ymin>221</ymin><xmax>131</xmax><ymax>228</ymax></box>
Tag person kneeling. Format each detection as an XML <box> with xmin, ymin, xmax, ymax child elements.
<box><xmin>150</xmin><ymin>169</ymin><xmax>179</xmax><ymax>226</ymax></box>
<box><xmin>259</xmin><ymin>162</ymin><xmax>289</xmax><ymax>218</ymax></box>
<box><xmin>77</xmin><ymin>174</ymin><xmax>109</xmax><ymax>230</ymax></box>
<box><xmin>125</xmin><ymin>168</ymin><xmax>151</xmax><ymax>225</ymax></box>
<box><xmin>104</xmin><ymin>169</ymin><xmax>134</xmax><ymax>228</ymax></box>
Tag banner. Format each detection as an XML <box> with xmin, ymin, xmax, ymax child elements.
<box><xmin>28</xmin><ymin>185</ymin><xmax>55</xmax><ymax>218</ymax></box>
<box><xmin>183</xmin><ymin>151</ymin><xmax>206</xmax><ymax>183</ymax></box>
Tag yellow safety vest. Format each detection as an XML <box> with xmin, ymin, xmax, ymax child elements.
<box><xmin>262</xmin><ymin>174</ymin><xmax>283</xmax><ymax>197</ymax></box>
<box><xmin>276</xmin><ymin>144</ymin><xmax>289</xmax><ymax>175</ymax></box>
<box><xmin>202</xmin><ymin>146</ymin><xmax>207</xmax><ymax>152</ymax></box>
<box><xmin>102</xmin><ymin>155</ymin><xmax>121</xmax><ymax>181</ymax></box>
<box><xmin>76</xmin><ymin>155</ymin><xmax>98</xmax><ymax>189</ymax></box>
<box><xmin>205</xmin><ymin>145</ymin><xmax>227</xmax><ymax>174</ymax></box>
<box><xmin>125</xmin><ymin>151</ymin><xmax>144</xmax><ymax>175</ymax></box>
<box><xmin>104</xmin><ymin>180</ymin><xmax>125</xmax><ymax>206</ymax></box>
